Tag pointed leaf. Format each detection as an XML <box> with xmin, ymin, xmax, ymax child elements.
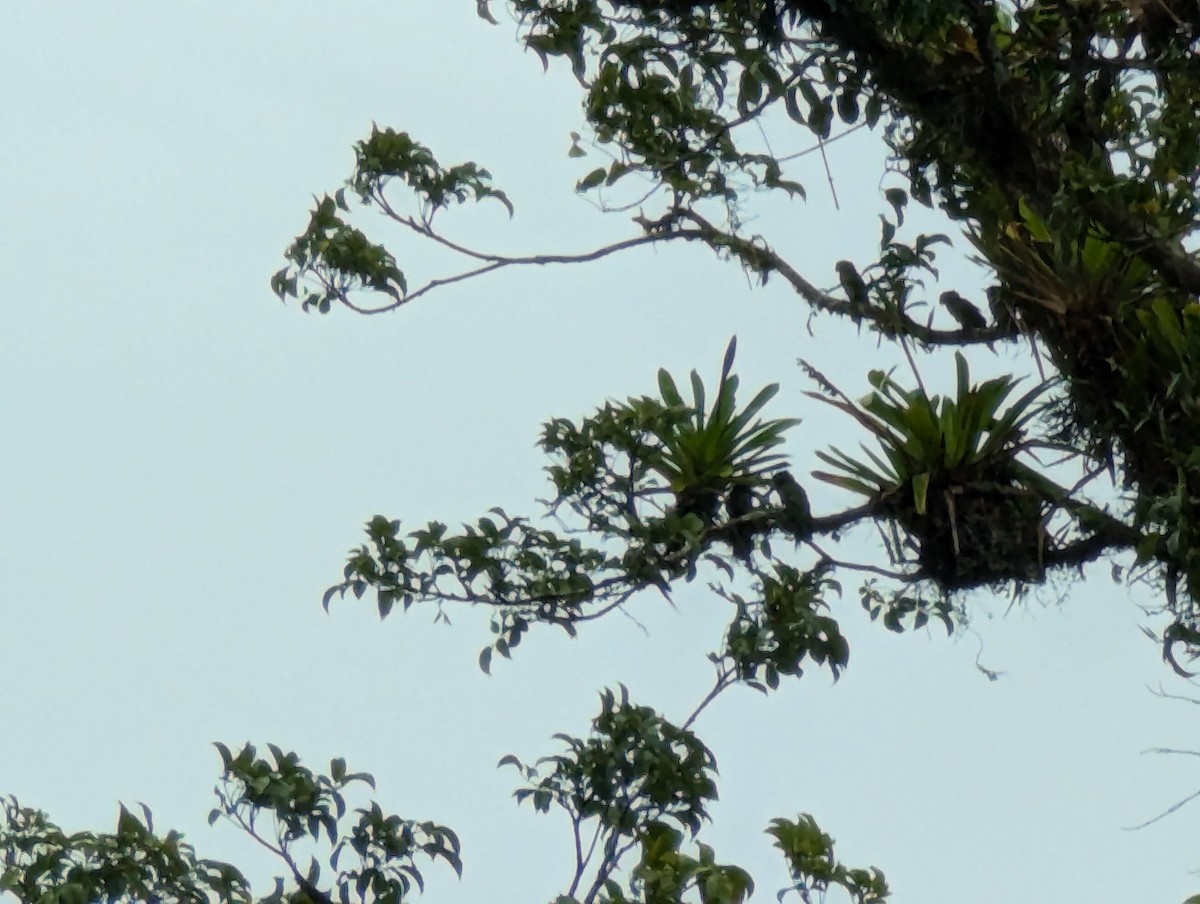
<box><xmin>658</xmin><ymin>369</ymin><xmax>685</xmax><ymax>407</ymax></box>
<box><xmin>911</xmin><ymin>472</ymin><xmax>931</xmax><ymax>515</ymax></box>
<box><xmin>721</xmin><ymin>336</ymin><xmax>738</xmax><ymax>382</ymax></box>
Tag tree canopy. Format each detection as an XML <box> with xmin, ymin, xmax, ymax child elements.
<box><xmin>5</xmin><ymin>1</ymin><xmax>1200</xmax><ymax>902</ymax></box>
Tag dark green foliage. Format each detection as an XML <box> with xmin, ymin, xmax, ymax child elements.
<box><xmin>498</xmin><ymin>687</ymin><xmax>766</xmax><ymax>902</ymax></box>
<box><xmin>721</xmin><ymin>562</ymin><xmax>847</xmax><ymax>688</ymax></box>
<box><xmin>13</xmin><ymin>0</ymin><xmax>1200</xmax><ymax>900</ymax></box>
<box><xmin>263</xmin><ymin>0</ymin><xmax>1200</xmax><ymax>893</ymax></box>
<box><xmin>324</xmin><ymin>343</ymin><xmax>808</xmax><ymax>671</ymax></box>
<box><xmin>722</xmin><ymin>482</ymin><xmax>757</xmax><ymax>561</ymax></box>
<box><xmin>859</xmin><ymin>580</ymin><xmax>959</xmax><ymax>636</ymax></box>
<box><xmin>1</xmin><ymin>746</ymin><xmax>460</xmax><ymax>904</ymax></box>
<box><xmin>272</xmin><ymin>194</ymin><xmax>407</xmax><ymax>314</ymax></box>
<box><xmin>209</xmin><ymin>744</ymin><xmax>461</xmax><ymax>904</ymax></box>
<box><xmin>0</xmin><ymin>797</ymin><xmax>250</xmax><ymax>904</ymax></box>
<box><xmin>503</xmin><ymin>686</ymin><xmax>718</xmax><ymax>836</ymax></box>
<box><xmin>349</xmin><ymin>127</ymin><xmax>513</xmax><ymax>215</ymax></box>
<box><xmin>768</xmin><ymin>814</ymin><xmax>889</xmax><ymax>903</ymax></box>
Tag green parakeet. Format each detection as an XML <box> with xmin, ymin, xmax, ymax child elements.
<box><xmin>939</xmin><ymin>290</ymin><xmax>988</xmax><ymax>330</ymax></box>
<box><xmin>724</xmin><ymin>483</ymin><xmax>756</xmax><ymax>561</ymax></box>
<box><xmin>772</xmin><ymin>470</ymin><xmax>812</xmax><ymax>538</ymax></box>
<box><xmin>835</xmin><ymin>260</ymin><xmax>870</xmax><ymax>307</ymax></box>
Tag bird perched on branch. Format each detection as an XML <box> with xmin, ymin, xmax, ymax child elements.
<box><xmin>835</xmin><ymin>260</ymin><xmax>870</xmax><ymax>307</ymax></box>
<box><xmin>940</xmin><ymin>290</ymin><xmax>988</xmax><ymax>330</ymax></box>
<box><xmin>724</xmin><ymin>483</ymin><xmax>757</xmax><ymax>562</ymax></box>
<box><xmin>674</xmin><ymin>486</ymin><xmax>721</xmax><ymax>528</ymax></box>
<box><xmin>772</xmin><ymin>470</ymin><xmax>812</xmax><ymax>539</ymax></box>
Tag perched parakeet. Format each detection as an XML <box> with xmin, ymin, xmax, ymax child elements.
<box><xmin>675</xmin><ymin>486</ymin><xmax>721</xmax><ymax>528</ymax></box>
<box><xmin>772</xmin><ymin>470</ymin><xmax>812</xmax><ymax>538</ymax></box>
<box><xmin>724</xmin><ymin>483</ymin><xmax>757</xmax><ymax>562</ymax></box>
<box><xmin>939</xmin><ymin>290</ymin><xmax>988</xmax><ymax>330</ymax></box>
<box><xmin>835</xmin><ymin>260</ymin><xmax>870</xmax><ymax>307</ymax></box>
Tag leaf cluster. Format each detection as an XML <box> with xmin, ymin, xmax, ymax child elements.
<box><xmin>272</xmin><ymin>193</ymin><xmax>406</xmax><ymax>313</ymax></box>
<box><xmin>210</xmin><ymin>743</ymin><xmax>461</xmax><ymax>904</ymax></box>
<box><xmin>502</xmin><ymin>686</ymin><xmax>718</xmax><ymax>837</ymax></box>
<box><xmin>720</xmin><ymin>561</ymin><xmax>848</xmax><ymax>688</ymax></box>
<box><xmin>0</xmin><ymin>797</ymin><xmax>249</xmax><ymax>904</ymax></box>
<box><xmin>768</xmin><ymin>814</ymin><xmax>889</xmax><ymax>904</ymax></box>
<box><xmin>349</xmin><ymin>127</ymin><xmax>513</xmax><ymax>216</ymax></box>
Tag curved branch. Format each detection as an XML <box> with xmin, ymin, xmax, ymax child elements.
<box><xmin>671</xmin><ymin>209</ymin><xmax>1018</xmax><ymax>346</ymax></box>
<box><xmin>340</xmin><ymin>230</ymin><xmax>692</xmax><ymax>315</ymax></box>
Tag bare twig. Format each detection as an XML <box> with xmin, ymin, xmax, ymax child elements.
<box><xmin>1142</xmin><ymin>747</ymin><xmax>1200</xmax><ymax>758</ymax></box>
<box><xmin>817</xmin><ymin>136</ymin><xmax>840</xmax><ymax>210</ymax></box>
<box><xmin>1149</xmin><ymin>685</ymin><xmax>1200</xmax><ymax>706</ymax></box>
<box><xmin>342</xmin><ymin>230</ymin><xmax>689</xmax><ymax>315</ymax></box>
<box><xmin>804</xmin><ymin>539</ymin><xmax>913</xmax><ymax>580</ymax></box>
<box><xmin>1124</xmin><ymin>787</ymin><xmax>1200</xmax><ymax>831</ymax></box>
<box><xmin>682</xmin><ymin>667</ymin><xmax>737</xmax><ymax>731</ymax></box>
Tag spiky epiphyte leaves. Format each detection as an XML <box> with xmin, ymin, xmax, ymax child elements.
<box><xmin>653</xmin><ymin>337</ymin><xmax>798</xmax><ymax>531</ymax></box>
<box><xmin>808</xmin><ymin>353</ymin><xmax>1063</xmax><ymax>588</ymax></box>
<box><xmin>810</xmin><ymin>352</ymin><xmax>1049</xmax><ymax>509</ymax></box>
<box><xmin>986</xmin><ymin>285</ymin><xmax>1018</xmax><ymax>332</ymax></box>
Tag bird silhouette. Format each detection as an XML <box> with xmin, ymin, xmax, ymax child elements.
<box><xmin>772</xmin><ymin>470</ymin><xmax>812</xmax><ymax>539</ymax></box>
<box><xmin>835</xmin><ymin>261</ymin><xmax>870</xmax><ymax>307</ymax></box>
<box><xmin>940</xmin><ymin>290</ymin><xmax>987</xmax><ymax>330</ymax></box>
<box><xmin>724</xmin><ymin>483</ymin><xmax>757</xmax><ymax>561</ymax></box>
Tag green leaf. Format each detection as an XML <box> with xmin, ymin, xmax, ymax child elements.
<box><xmin>658</xmin><ymin>368</ymin><xmax>685</xmax><ymax>407</ymax></box>
<box><xmin>330</xmin><ymin>757</ymin><xmax>347</xmax><ymax>782</ymax></box>
<box><xmin>911</xmin><ymin>472</ymin><xmax>931</xmax><ymax>515</ymax></box>
<box><xmin>721</xmin><ymin>336</ymin><xmax>738</xmax><ymax>382</ymax></box>
<box><xmin>577</xmin><ymin>167</ymin><xmax>607</xmax><ymax>191</ymax></box>
<box><xmin>884</xmin><ymin>188</ymin><xmax>907</xmax><ymax>227</ymax></box>
<box><xmin>1017</xmin><ymin>197</ymin><xmax>1051</xmax><ymax>243</ymax></box>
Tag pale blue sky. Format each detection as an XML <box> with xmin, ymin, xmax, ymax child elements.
<box><xmin>3</xmin><ymin>4</ymin><xmax>1198</xmax><ymax>903</ymax></box>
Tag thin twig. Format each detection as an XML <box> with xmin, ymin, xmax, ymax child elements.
<box><xmin>342</xmin><ymin>231</ymin><xmax>700</xmax><ymax>315</ymax></box>
<box><xmin>683</xmin><ymin>668</ymin><xmax>736</xmax><ymax>731</ymax></box>
<box><xmin>804</xmin><ymin>539</ymin><xmax>913</xmax><ymax>580</ymax></box>
<box><xmin>1149</xmin><ymin>685</ymin><xmax>1200</xmax><ymax>706</ymax></box>
<box><xmin>777</xmin><ymin>122</ymin><xmax>869</xmax><ymax>163</ymax></box>
<box><xmin>1124</xmin><ymin>787</ymin><xmax>1200</xmax><ymax>831</ymax></box>
<box><xmin>816</xmin><ymin>136</ymin><xmax>840</xmax><ymax>210</ymax></box>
